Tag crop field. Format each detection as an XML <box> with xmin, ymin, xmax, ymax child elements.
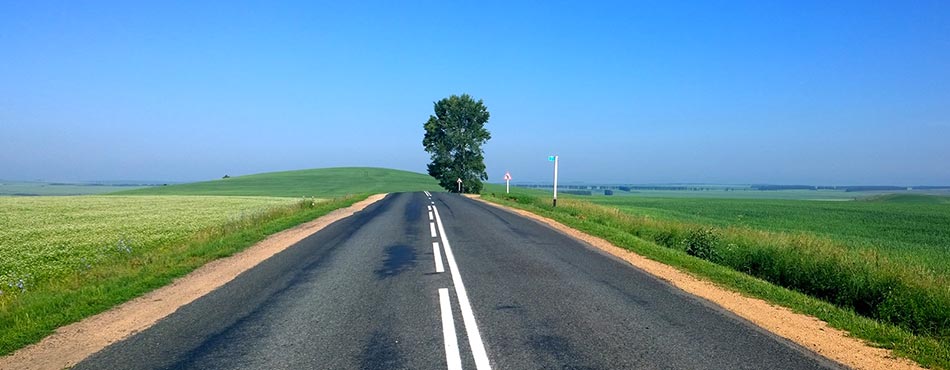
<box><xmin>584</xmin><ymin>193</ymin><xmax>950</xmax><ymax>275</ymax></box>
<box><xmin>483</xmin><ymin>186</ymin><xmax>950</xmax><ymax>367</ymax></box>
<box><xmin>0</xmin><ymin>195</ymin><xmax>300</xmax><ymax>294</ymax></box>
<box><xmin>606</xmin><ymin>189</ymin><xmax>876</xmax><ymax>200</ymax></box>
<box><xmin>512</xmin><ymin>184</ymin><xmax>950</xmax><ymax>200</ymax></box>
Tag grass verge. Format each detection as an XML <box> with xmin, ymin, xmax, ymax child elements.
<box><xmin>481</xmin><ymin>190</ymin><xmax>950</xmax><ymax>369</ymax></box>
<box><xmin>0</xmin><ymin>194</ymin><xmax>368</xmax><ymax>356</ymax></box>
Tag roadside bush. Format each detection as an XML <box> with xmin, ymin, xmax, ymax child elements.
<box><xmin>653</xmin><ymin>230</ymin><xmax>678</xmax><ymax>249</ymax></box>
<box><xmin>683</xmin><ymin>228</ymin><xmax>721</xmax><ymax>263</ymax></box>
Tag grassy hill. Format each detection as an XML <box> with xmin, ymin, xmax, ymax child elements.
<box><xmin>864</xmin><ymin>193</ymin><xmax>950</xmax><ymax>204</ymax></box>
<box><xmin>117</xmin><ymin>167</ymin><xmax>442</xmax><ymax>197</ymax></box>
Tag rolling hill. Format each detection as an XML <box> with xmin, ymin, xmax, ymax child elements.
<box><xmin>116</xmin><ymin>167</ymin><xmax>442</xmax><ymax>197</ymax></box>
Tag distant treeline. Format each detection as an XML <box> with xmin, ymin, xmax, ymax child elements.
<box><xmin>47</xmin><ymin>183</ymin><xmax>154</xmax><ymax>187</ymax></box>
<box><xmin>516</xmin><ymin>184</ymin><xmax>739</xmax><ymax>191</ymax></box>
<box><xmin>753</xmin><ymin>185</ymin><xmax>950</xmax><ymax>192</ymax></box>
<box><xmin>560</xmin><ymin>190</ymin><xmax>592</xmax><ymax>196</ymax></box>
<box><xmin>752</xmin><ymin>185</ymin><xmax>832</xmax><ymax>191</ymax></box>
<box><xmin>515</xmin><ymin>184</ymin><xmax>950</xmax><ymax>193</ymax></box>
<box><xmin>844</xmin><ymin>185</ymin><xmax>950</xmax><ymax>192</ymax></box>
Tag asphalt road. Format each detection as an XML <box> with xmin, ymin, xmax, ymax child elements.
<box><xmin>76</xmin><ymin>192</ymin><xmax>844</xmax><ymax>370</ymax></box>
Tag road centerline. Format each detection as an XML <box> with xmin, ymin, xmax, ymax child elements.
<box><xmin>439</xmin><ymin>288</ymin><xmax>463</xmax><ymax>370</ymax></box>
<box><xmin>430</xmin><ymin>222</ymin><xmax>438</xmax><ymax>238</ymax></box>
<box><xmin>432</xmin><ymin>205</ymin><xmax>492</xmax><ymax>370</ymax></box>
<box><xmin>433</xmin><ymin>242</ymin><xmax>445</xmax><ymax>273</ymax></box>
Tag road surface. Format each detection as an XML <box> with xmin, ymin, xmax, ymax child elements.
<box><xmin>76</xmin><ymin>192</ymin><xmax>842</xmax><ymax>369</ymax></box>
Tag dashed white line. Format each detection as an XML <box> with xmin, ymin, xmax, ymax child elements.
<box><xmin>429</xmin><ymin>211</ymin><xmax>434</xmax><ymax>221</ymax></box>
<box><xmin>439</xmin><ymin>288</ymin><xmax>463</xmax><ymax>370</ymax></box>
<box><xmin>433</xmin><ymin>242</ymin><xmax>445</xmax><ymax>273</ymax></box>
<box><xmin>432</xmin><ymin>206</ymin><xmax>492</xmax><ymax>370</ymax></box>
<box><xmin>430</xmin><ymin>222</ymin><xmax>437</xmax><ymax>238</ymax></box>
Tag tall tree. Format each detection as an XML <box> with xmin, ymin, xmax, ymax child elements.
<box><xmin>423</xmin><ymin>94</ymin><xmax>491</xmax><ymax>193</ymax></box>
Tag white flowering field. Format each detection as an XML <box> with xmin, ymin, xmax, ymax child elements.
<box><xmin>0</xmin><ymin>195</ymin><xmax>300</xmax><ymax>294</ymax></box>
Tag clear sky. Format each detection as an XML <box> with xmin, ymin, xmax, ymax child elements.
<box><xmin>2</xmin><ymin>1</ymin><xmax>948</xmax><ymax>185</ymax></box>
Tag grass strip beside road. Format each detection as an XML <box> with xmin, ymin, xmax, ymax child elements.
<box><xmin>0</xmin><ymin>195</ymin><xmax>369</xmax><ymax>356</ymax></box>
<box><xmin>481</xmin><ymin>191</ymin><xmax>950</xmax><ymax>369</ymax></box>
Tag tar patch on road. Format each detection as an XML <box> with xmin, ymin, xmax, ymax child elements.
<box><xmin>528</xmin><ymin>333</ymin><xmax>599</xmax><ymax>370</ymax></box>
<box><xmin>375</xmin><ymin>245</ymin><xmax>416</xmax><ymax>279</ymax></box>
<box><xmin>360</xmin><ymin>330</ymin><xmax>407</xmax><ymax>370</ymax></box>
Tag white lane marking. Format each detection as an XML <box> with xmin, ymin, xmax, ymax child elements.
<box><xmin>424</xmin><ymin>191</ymin><xmax>432</xmax><ymax>197</ymax></box>
<box><xmin>430</xmin><ymin>222</ymin><xmax>437</xmax><ymax>238</ymax></box>
<box><xmin>432</xmin><ymin>206</ymin><xmax>492</xmax><ymax>370</ymax></box>
<box><xmin>431</xmin><ymin>201</ymin><xmax>435</xmax><ymax>205</ymax></box>
<box><xmin>428</xmin><ymin>205</ymin><xmax>432</xmax><ymax>211</ymax></box>
<box><xmin>429</xmin><ymin>211</ymin><xmax>434</xmax><ymax>221</ymax></box>
<box><xmin>433</xmin><ymin>242</ymin><xmax>445</xmax><ymax>273</ymax></box>
<box><xmin>439</xmin><ymin>288</ymin><xmax>463</xmax><ymax>370</ymax></box>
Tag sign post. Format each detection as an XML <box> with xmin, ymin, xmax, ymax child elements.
<box><xmin>457</xmin><ymin>178</ymin><xmax>463</xmax><ymax>193</ymax></box>
<box><xmin>503</xmin><ymin>171</ymin><xmax>512</xmax><ymax>194</ymax></box>
<box><xmin>548</xmin><ymin>155</ymin><xmax>559</xmax><ymax>207</ymax></box>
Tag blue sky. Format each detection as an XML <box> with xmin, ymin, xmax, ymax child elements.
<box><xmin>2</xmin><ymin>1</ymin><xmax>948</xmax><ymax>185</ymax></box>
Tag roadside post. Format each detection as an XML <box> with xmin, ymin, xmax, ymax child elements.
<box><xmin>548</xmin><ymin>155</ymin><xmax>558</xmax><ymax>207</ymax></box>
<box><xmin>504</xmin><ymin>171</ymin><xmax>512</xmax><ymax>194</ymax></box>
<box><xmin>457</xmin><ymin>178</ymin><xmax>463</xmax><ymax>193</ymax></box>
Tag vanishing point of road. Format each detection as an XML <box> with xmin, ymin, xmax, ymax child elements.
<box><xmin>76</xmin><ymin>192</ymin><xmax>843</xmax><ymax>369</ymax></box>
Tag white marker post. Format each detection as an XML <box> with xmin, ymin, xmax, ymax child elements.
<box><xmin>504</xmin><ymin>171</ymin><xmax>512</xmax><ymax>194</ymax></box>
<box><xmin>457</xmin><ymin>178</ymin><xmax>463</xmax><ymax>193</ymax></box>
<box><xmin>549</xmin><ymin>155</ymin><xmax>559</xmax><ymax>207</ymax></box>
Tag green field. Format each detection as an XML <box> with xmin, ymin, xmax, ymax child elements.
<box><xmin>611</xmin><ymin>189</ymin><xmax>871</xmax><ymax>200</ymax></box>
<box><xmin>0</xmin><ymin>181</ymin><xmax>150</xmax><ymax>196</ymax></box>
<box><xmin>510</xmin><ymin>184</ymin><xmax>950</xmax><ymax>200</ymax></box>
<box><xmin>118</xmin><ymin>167</ymin><xmax>441</xmax><ymax>197</ymax></box>
<box><xmin>584</xmin><ymin>193</ymin><xmax>950</xmax><ymax>275</ymax></box>
<box><xmin>483</xmin><ymin>185</ymin><xmax>950</xmax><ymax>368</ymax></box>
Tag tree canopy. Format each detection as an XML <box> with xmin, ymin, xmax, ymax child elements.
<box><xmin>422</xmin><ymin>94</ymin><xmax>491</xmax><ymax>193</ymax></box>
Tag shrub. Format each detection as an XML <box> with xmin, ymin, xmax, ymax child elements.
<box><xmin>653</xmin><ymin>230</ymin><xmax>678</xmax><ymax>248</ymax></box>
<box><xmin>683</xmin><ymin>228</ymin><xmax>721</xmax><ymax>262</ymax></box>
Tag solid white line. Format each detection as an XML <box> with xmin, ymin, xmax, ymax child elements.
<box><xmin>433</xmin><ymin>242</ymin><xmax>445</xmax><ymax>273</ymax></box>
<box><xmin>432</xmin><ymin>206</ymin><xmax>492</xmax><ymax>370</ymax></box>
<box><xmin>430</xmin><ymin>222</ymin><xmax>437</xmax><ymax>238</ymax></box>
<box><xmin>429</xmin><ymin>211</ymin><xmax>434</xmax><ymax>221</ymax></box>
<box><xmin>439</xmin><ymin>288</ymin><xmax>463</xmax><ymax>370</ymax></box>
